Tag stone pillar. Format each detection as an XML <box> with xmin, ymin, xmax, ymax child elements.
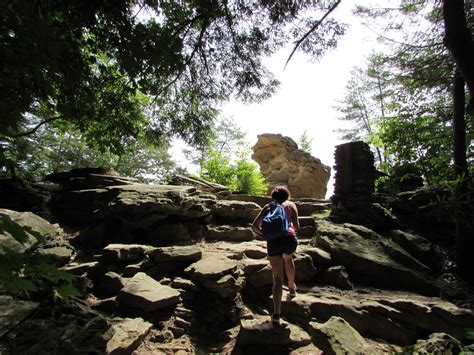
<box><xmin>332</xmin><ymin>141</ymin><xmax>375</xmax><ymax>203</ymax></box>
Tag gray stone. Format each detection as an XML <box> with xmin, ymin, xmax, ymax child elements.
<box><xmin>0</xmin><ymin>295</ymin><xmax>39</xmax><ymax>337</ymax></box>
<box><xmin>0</xmin><ymin>209</ymin><xmax>62</xmax><ymax>253</ymax></box>
<box><xmin>146</xmin><ymin>223</ymin><xmax>191</xmax><ymax>244</ymax></box>
<box><xmin>300</xmin><ymin>247</ymin><xmax>332</xmax><ymax>265</ymax></box>
<box><xmin>147</xmin><ymin>245</ymin><xmax>202</xmax><ymax>263</ymax></box>
<box><xmin>309</xmin><ymin>316</ymin><xmax>368</xmax><ymax>355</ymax></box>
<box><xmin>168</xmin><ymin>174</ymin><xmax>231</xmax><ymax>197</ymax></box>
<box><xmin>105</xmin><ymin>317</ymin><xmax>152</xmax><ymax>355</ymax></box>
<box><xmin>246</xmin><ymin>265</ymin><xmax>273</xmax><ymax>287</ymax></box>
<box><xmin>315</xmin><ymin>219</ymin><xmax>438</xmax><ymax>295</ymax></box>
<box><xmin>102</xmin><ymin>244</ymin><xmax>154</xmax><ymax>262</ymax></box>
<box><xmin>294</xmin><ymin>254</ymin><xmax>317</xmax><ymax>282</ymax></box>
<box><xmin>239</xmin><ymin>258</ymin><xmax>268</xmax><ymax>275</ymax></box>
<box><xmin>205</xmin><ymin>225</ymin><xmax>254</xmax><ymax>242</ymax></box>
<box><xmin>171</xmin><ymin>277</ymin><xmax>199</xmax><ymax>292</ymax></box>
<box><xmin>283</xmin><ymin>287</ymin><xmax>474</xmax><ymax>345</ymax></box>
<box><xmin>212</xmin><ymin>200</ymin><xmax>261</xmax><ymax>222</ymax></box>
<box><xmin>117</xmin><ymin>272</ymin><xmax>181</xmax><ymax>312</ymax></box>
<box><xmin>63</xmin><ymin>261</ymin><xmax>99</xmax><ymax>275</ymax></box>
<box><xmin>413</xmin><ymin>333</ymin><xmax>466</xmax><ymax>354</ymax></box>
<box><xmin>322</xmin><ymin>266</ymin><xmax>353</xmax><ymax>290</ymax></box>
<box><xmin>35</xmin><ymin>246</ymin><xmax>74</xmax><ymax>266</ymax></box>
<box><xmin>95</xmin><ymin>272</ymin><xmax>125</xmax><ymax>298</ymax></box>
<box><xmin>185</xmin><ymin>253</ymin><xmax>237</xmax><ymax>281</ymax></box>
<box><xmin>237</xmin><ymin>316</ymin><xmax>311</xmax><ymax>346</ymax></box>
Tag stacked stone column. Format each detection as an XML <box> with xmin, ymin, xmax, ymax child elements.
<box><xmin>332</xmin><ymin>141</ymin><xmax>375</xmax><ymax>203</ymax></box>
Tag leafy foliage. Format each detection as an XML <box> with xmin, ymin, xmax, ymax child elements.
<box><xmin>197</xmin><ymin>117</ymin><xmax>267</xmax><ymax>195</ymax></box>
<box><xmin>0</xmin><ymin>215</ymin><xmax>79</xmax><ymax>302</ymax></box>
<box><xmin>298</xmin><ymin>130</ymin><xmax>313</xmax><ymax>153</ymax></box>
<box><xmin>338</xmin><ymin>3</ymin><xmax>474</xmax><ymax>186</ymax></box>
<box><xmin>1</xmin><ymin>0</ymin><xmax>345</xmax><ymax>157</ymax></box>
<box><xmin>0</xmin><ymin>121</ymin><xmax>177</xmax><ymax>182</ymax></box>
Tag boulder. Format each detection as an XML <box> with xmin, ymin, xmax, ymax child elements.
<box><xmin>293</xmin><ymin>254</ymin><xmax>317</xmax><ymax>282</ymax></box>
<box><xmin>213</xmin><ymin>240</ymin><xmax>268</xmax><ymax>259</ymax></box>
<box><xmin>315</xmin><ymin>219</ymin><xmax>438</xmax><ymax>295</ymax></box>
<box><xmin>0</xmin><ymin>209</ymin><xmax>63</xmax><ymax>253</ymax></box>
<box><xmin>0</xmin><ymin>295</ymin><xmax>39</xmax><ymax>337</ymax></box>
<box><xmin>103</xmin><ymin>244</ymin><xmax>154</xmax><ymax>262</ymax></box>
<box><xmin>185</xmin><ymin>253</ymin><xmax>237</xmax><ymax>281</ymax></box>
<box><xmin>95</xmin><ymin>272</ymin><xmax>125</xmax><ymax>298</ymax></box>
<box><xmin>105</xmin><ymin>317</ymin><xmax>152</xmax><ymax>355</ymax></box>
<box><xmin>413</xmin><ymin>333</ymin><xmax>466</xmax><ymax>354</ymax></box>
<box><xmin>184</xmin><ymin>253</ymin><xmax>244</xmax><ymax>297</ymax></box>
<box><xmin>117</xmin><ymin>273</ymin><xmax>181</xmax><ymax>312</ymax></box>
<box><xmin>168</xmin><ymin>174</ymin><xmax>231</xmax><ymax>197</ymax></box>
<box><xmin>50</xmin><ymin>184</ymin><xmax>217</xmax><ymax>228</ymax></box>
<box><xmin>212</xmin><ymin>200</ymin><xmax>261</xmax><ymax>222</ymax></box>
<box><xmin>236</xmin><ymin>316</ymin><xmax>311</xmax><ymax>347</ymax></box>
<box><xmin>246</xmin><ymin>265</ymin><xmax>273</xmax><ymax>287</ymax></box>
<box><xmin>45</xmin><ymin>167</ymin><xmax>140</xmax><ymax>191</ymax></box>
<box><xmin>34</xmin><ymin>245</ymin><xmax>74</xmax><ymax>266</ymax></box>
<box><xmin>283</xmin><ymin>287</ymin><xmax>474</xmax><ymax>345</ymax></box>
<box><xmin>145</xmin><ymin>223</ymin><xmax>191</xmax><ymax>244</ymax></box>
<box><xmin>251</xmin><ymin>134</ymin><xmax>331</xmax><ymax>198</ymax></box>
<box><xmin>299</xmin><ymin>246</ymin><xmax>332</xmax><ymax>265</ymax></box>
<box><xmin>205</xmin><ymin>225</ymin><xmax>254</xmax><ymax>242</ymax></box>
<box><xmin>321</xmin><ymin>266</ymin><xmax>353</xmax><ymax>290</ymax></box>
<box><xmin>147</xmin><ymin>245</ymin><xmax>202</xmax><ymax>263</ymax></box>
<box><xmin>309</xmin><ymin>316</ymin><xmax>368</xmax><ymax>355</ymax></box>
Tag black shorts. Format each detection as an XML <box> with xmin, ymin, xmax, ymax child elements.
<box><xmin>267</xmin><ymin>235</ymin><xmax>298</xmax><ymax>257</ymax></box>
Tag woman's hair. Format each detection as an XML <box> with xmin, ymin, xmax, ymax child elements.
<box><xmin>271</xmin><ymin>185</ymin><xmax>290</xmax><ymax>203</ymax></box>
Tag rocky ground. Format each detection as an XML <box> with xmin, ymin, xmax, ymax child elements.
<box><xmin>1</xmin><ymin>174</ymin><xmax>474</xmax><ymax>354</ymax></box>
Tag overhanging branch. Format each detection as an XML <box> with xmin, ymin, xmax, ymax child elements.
<box><xmin>6</xmin><ymin>115</ymin><xmax>63</xmax><ymax>138</ymax></box>
<box><xmin>284</xmin><ymin>0</ymin><xmax>341</xmax><ymax>70</ymax></box>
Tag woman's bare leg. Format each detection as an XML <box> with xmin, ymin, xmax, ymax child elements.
<box><xmin>269</xmin><ymin>255</ymin><xmax>284</xmax><ymax>316</ymax></box>
<box><xmin>283</xmin><ymin>253</ymin><xmax>296</xmax><ymax>291</ymax></box>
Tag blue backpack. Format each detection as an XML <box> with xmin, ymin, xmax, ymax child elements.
<box><xmin>261</xmin><ymin>202</ymin><xmax>289</xmax><ymax>240</ymax></box>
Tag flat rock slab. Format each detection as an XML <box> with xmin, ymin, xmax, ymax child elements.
<box><xmin>105</xmin><ymin>317</ymin><xmax>152</xmax><ymax>355</ymax></box>
<box><xmin>148</xmin><ymin>245</ymin><xmax>202</xmax><ymax>263</ymax></box>
<box><xmin>205</xmin><ymin>241</ymin><xmax>267</xmax><ymax>260</ymax></box>
<box><xmin>0</xmin><ymin>295</ymin><xmax>39</xmax><ymax>337</ymax></box>
<box><xmin>185</xmin><ymin>253</ymin><xmax>237</xmax><ymax>281</ymax></box>
<box><xmin>237</xmin><ymin>316</ymin><xmax>311</xmax><ymax>346</ymax></box>
<box><xmin>117</xmin><ymin>272</ymin><xmax>180</xmax><ymax>312</ymax></box>
<box><xmin>103</xmin><ymin>244</ymin><xmax>155</xmax><ymax>262</ymax></box>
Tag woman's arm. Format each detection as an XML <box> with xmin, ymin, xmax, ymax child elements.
<box><xmin>251</xmin><ymin>205</ymin><xmax>267</xmax><ymax>236</ymax></box>
<box><xmin>290</xmin><ymin>202</ymin><xmax>299</xmax><ymax>230</ymax></box>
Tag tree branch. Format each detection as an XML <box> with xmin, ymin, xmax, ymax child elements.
<box><xmin>284</xmin><ymin>0</ymin><xmax>341</xmax><ymax>70</ymax></box>
<box><xmin>6</xmin><ymin>115</ymin><xmax>63</xmax><ymax>138</ymax></box>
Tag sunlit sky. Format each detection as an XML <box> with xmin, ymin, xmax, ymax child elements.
<box><xmin>172</xmin><ymin>2</ymin><xmax>383</xmax><ymax>198</ymax></box>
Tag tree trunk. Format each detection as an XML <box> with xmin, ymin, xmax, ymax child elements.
<box><xmin>452</xmin><ymin>69</ymin><xmax>473</xmax><ymax>284</ymax></box>
<box><xmin>443</xmin><ymin>0</ymin><xmax>474</xmax><ymax>111</ymax></box>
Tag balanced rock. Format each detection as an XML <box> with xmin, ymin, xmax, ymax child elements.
<box><xmin>251</xmin><ymin>134</ymin><xmax>330</xmax><ymax>198</ymax></box>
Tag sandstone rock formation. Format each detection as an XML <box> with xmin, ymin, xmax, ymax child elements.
<box><xmin>251</xmin><ymin>134</ymin><xmax>331</xmax><ymax>198</ymax></box>
<box><xmin>2</xmin><ymin>166</ymin><xmax>474</xmax><ymax>354</ymax></box>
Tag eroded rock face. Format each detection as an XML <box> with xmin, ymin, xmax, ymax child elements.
<box><xmin>284</xmin><ymin>287</ymin><xmax>474</xmax><ymax>345</ymax></box>
<box><xmin>315</xmin><ymin>219</ymin><xmax>438</xmax><ymax>295</ymax></box>
<box><xmin>251</xmin><ymin>134</ymin><xmax>331</xmax><ymax>198</ymax></box>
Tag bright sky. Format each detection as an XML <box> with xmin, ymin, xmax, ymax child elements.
<box><xmin>172</xmin><ymin>2</ymin><xmax>382</xmax><ymax>198</ymax></box>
